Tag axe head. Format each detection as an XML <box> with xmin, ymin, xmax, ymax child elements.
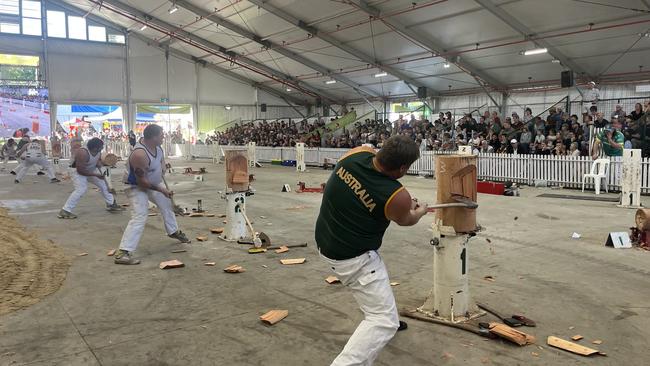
<box><xmin>451</xmin><ymin>194</ymin><xmax>478</xmax><ymax>209</ymax></box>
<box><xmin>258</xmin><ymin>232</ymin><xmax>271</xmax><ymax>248</ymax></box>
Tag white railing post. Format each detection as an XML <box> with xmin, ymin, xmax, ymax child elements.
<box><xmin>247</xmin><ymin>142</ymin><xmax>256</xmax><ymax>167</ymax></box>
<box><xmin>296</xmin><ymin>143</ymin><xmax>306</xmax><ymax>172</ymax></box>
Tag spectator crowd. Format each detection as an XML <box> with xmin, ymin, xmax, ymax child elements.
<box><xmin>209</xmin><ymin>100</ymin><xmax>650</xmax><ymax>157</ymax></box>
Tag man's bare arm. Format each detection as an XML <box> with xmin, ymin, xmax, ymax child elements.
<box><xmin>130</xmin><ymin>150</ymin><xmax>172</xmax><ymax>198</ymax></box>
<box><xmin>385</xmin><ymin>189</ymin><xmax>428</xmax><ymax>226</ymax></box>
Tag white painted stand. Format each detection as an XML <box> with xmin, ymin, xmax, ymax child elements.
<box><xmin>220</xmin><ymin>191</ymin><xmax>249</xmax><ymax>241</ymax></box>
<box><xmin>418</xmin><ymin>220</ymin><xmax>480</xmax><ymax>322</ymax></box>
<box><xmin>248</xmin><ymin>142</ymin><xmax>256</xmax><ymax>168</ymax></box>
<box><xmin>296</xmin><ymin>142</ymin><xmax>306</xmax><ymax>172</ymax></box>
<box><xmin>619</xmin><ymin>149</ymin><xmax>642</xmax><ymax>208</ymax></box>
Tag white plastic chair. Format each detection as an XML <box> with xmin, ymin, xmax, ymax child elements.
<box><xmin>582</xmin><ymin>158</ymin><xmax>610</xmax><ymax>194</ymax></box>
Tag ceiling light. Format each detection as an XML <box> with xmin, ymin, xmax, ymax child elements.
<box><xmin>443</xmin><ymin>62</ymin><xmax>450</xmax><ymax>68</ymax></box>
<box><xmin>374</xmin><ymin>72</ymin><xmax>388</xmax><ymax>78</ymax></box>
<box><xmin>551</xmin><ymin>59</ymin><xmax>560</xmax><ymax>63</ymax></box>
<box><xmin>523</xmin><ymin>48</ymin><xmax>548</xmax><ymax>56</ymax></box>
<box><xmin>286</xmin><ymin>88</ymin><xmax>292</xmax><ymax>92</ymax></box>
<box><xmin>225</xmin><ymin>105</ymin><xmax>232</xmax><ymax>110</ymax></box>
<box><xmin>139</xmin><ymin>24</ymin><xmax>148</xmax><ymax>31</ymax></box>
<box><xmin>325</xmin><ymin>80</ymin><xmax>336</xmax><ymax>84</ymax></box>
<box><xmin>168</xmin><ymin>6</ymin><xmax>178</xmax><ymax>14</ymax></box>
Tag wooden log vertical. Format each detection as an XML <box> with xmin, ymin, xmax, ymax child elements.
<box><xmin>435</xmin><ymin>155</ymin><xmax>478</xmax><ymax>233</ymax></box>
<box><xmin>225</xmin><ymin>149</ymin><xmax>249</xmax><ymax>192</ymax></box>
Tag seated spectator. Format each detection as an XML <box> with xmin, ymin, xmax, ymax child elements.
<box><xmin>569</xmin><ymin>142</ymin><xmax>581</xmax><ymax>157</ymax></box>
<box><xmin>592</xmin><ymin>119</ymin><xmax>624</xmax><ymax>158</ymax></box>
<box><xmin>594</xmin><ymin>112</ymin><xmax>609</xmax><ymax>128</ymax></box>
<box><xmin>479</xmin><ymin>139</ymin><xmax>494</xmax><ymax>153</ymax></box>
<box><xmin>611</xmin><ymin>104</ymin><xmax>626</xmax><ymax>120</ymax></box>
<box><xmin>496</xmin><ymin>135</ymin><xmax>508</xmax><ymax>153</ymax></box>
<box><xmin>507</xmin><ymin>139</ymin><xmax>525</xmax><ymax>154</ymax></box>
<box><xmin>630</xmin><ymin>103</ymin><xmax>645</xmax><ymax>122</ymax></box>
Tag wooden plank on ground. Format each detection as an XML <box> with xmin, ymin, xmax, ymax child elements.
<box><xmin>260</xmin><ymin>310</ymin><xmax>288</xmax><ymax>325</ymax></box>
<box><xmin>547</xmin><ymin>336</ymin><xmax>599</xmax><ymax>356</ymax></box>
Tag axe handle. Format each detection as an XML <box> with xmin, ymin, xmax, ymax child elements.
<box><xmin>477</xmin><ymin>303</ymin><xmax>505</xmax><ymax>321</ymax></box>
<box><xmin>267</xmin><ymin>243</ymin><xmax>308</xmax><ymax>250</ymax></box>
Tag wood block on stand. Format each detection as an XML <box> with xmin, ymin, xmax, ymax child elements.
<box><xmin>225</xmin><ymin>150</ymin><xmax>249</xmax><ymax>192</ymax></box>
<box><xmin>435</xmin><ymin>155</ymin><xmax>478</xmax><ymax>233</ymax></box>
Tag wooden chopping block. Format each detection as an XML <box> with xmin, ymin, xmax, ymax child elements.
<box><xmin>101</xmin><ymin>153</ymin><xmax>119</xmax><ymax>166</ymax></box>
<box><xmin>260</xmin><ymin>310</ymin><xmax>288</xmax><ymax>325</ymax></box>
<box><xmin>488</xmin><ymin>322</ymin><xmax>535</xmax><ymax>346</ymax></box>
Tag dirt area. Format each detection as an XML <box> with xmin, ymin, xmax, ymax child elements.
<box><xmin>0</xmin><ymin>208</ymin><xmax>69</xmax><ymax>316</ymax></box>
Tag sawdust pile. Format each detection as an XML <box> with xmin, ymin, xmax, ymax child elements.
<box><xmin>0</xmin><ymin>208</ymin><xmax>69</xmax><ymax>316</ymax></box>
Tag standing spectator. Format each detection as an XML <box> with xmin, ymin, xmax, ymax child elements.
<box><xmin>128</xmin><ymin>130</ymin><xmax>137</xmax><ymax>147</ymax></box>
<box><xmin>523</xmin><ymin>107</ymin><xmax>533</xmax><ymax>124</ymax></box>
<box><xmin>583</xmin><ymin>81</ymin><xmax>600</xmax><ymax>113</ymax></box>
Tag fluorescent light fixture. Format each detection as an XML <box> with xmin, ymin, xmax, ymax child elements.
<box><xmin>374</xmin><ymin>72</ymin><xmax>388</xmax><ymax>78</ymax></box>
<box><xmin>443</xmin><ymin>62</ymin><xmax>450</xmax><ymax>68</ymax></box>
<box><xmin>286</xmin><ymin>88</ymin><xmax>292</xmax><ymax>92</ymax></box>
<box><xmin>325</xmin><ymin>80</ymin><xmax>336</xmax><ymax>84</ymax></box>
<box><xmin>168</xmin><ymin>6</ymin><xmax>178</xmax><ymax>14</ymax></box>
<box><xmin>551</xmin><ymin>59</ymin><xmax>560</xmax><ymax>63</ymax></box>
<box><xmin>139</xmin><ymin>24</ymin><xmax>148</xmax><ymax>31</ymax></box>
<box><xmin>523</xmin><ymin>48</ymin><xmax>547</xmax><ymax>56</ymax></box>
<box><xmin>225</xmin><ymin>105</ymin><xmax>232</xmax><ymax>110</ymax></box>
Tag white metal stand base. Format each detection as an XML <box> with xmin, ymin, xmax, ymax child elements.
<box><xmin>219</xmin><ymin>191</ymin><xmax>249</xmax><ymax>241</ymax></box>
<box><xmin>416</xmin><ymin>220</ymin><xmax>484</xmax><ymax>323</ymax></box>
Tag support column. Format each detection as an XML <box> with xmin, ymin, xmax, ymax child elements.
<box><xmin>124</xmin><ymin>33</ymin><xmax>133</xmax><ymax>132</ymax></box>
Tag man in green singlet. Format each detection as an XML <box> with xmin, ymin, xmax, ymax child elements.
<box><xmin>315</xmin><ymin>135</ymin><xmax>428</xmax><ymax>365</ymax></box>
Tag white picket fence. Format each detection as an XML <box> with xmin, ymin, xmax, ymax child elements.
<box><xmin>50</xmin><ymin>141</ymin><xmax>650</xmax><ymax>193</ymax></box>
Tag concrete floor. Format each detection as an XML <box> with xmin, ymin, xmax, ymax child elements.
<box><xmin>0</xmin><ymin>159</ymin><xmax>649</xmax><ymax>366</ymax></box>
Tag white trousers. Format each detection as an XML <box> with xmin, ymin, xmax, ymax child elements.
<box><xmin>1</xmin><ymin>156</ymin><xmax>15</xmax><ymax>170</ymax></box>
<box><xmin>62</xmin><ymin>172</ymin><xmax>114</xmax><ymax>212</ymax></box>
<box><xmin>320</xmin><ymin>250</ymin><xmax>399</xmax><ymax>366</ymax></box>
<box><xmin>15</xmin><ymin>157</ymin><xmax>55</xmax><ymax>181</ymax></box>
<box><xmin>119</xmin><ymin>185</ymin><xmax>178</xmax><ymax>252</ymax></box>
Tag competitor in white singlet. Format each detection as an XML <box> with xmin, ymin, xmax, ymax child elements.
<box><xmin>15</xmin><ymin>137</ymin><xmax>59</xmax><ymax>183</ymax></box>
<box><xmin>114</xmin><ymin>124</ymin><xmax>190</xmax><ymax>265</ymax></box>
<box><xmin>58</xmin><ymin>138</ymin><xmax>123</xmax><ymax>219</ymax></box>
<box><xmin>1</xmin><ymin>138</ymin><xmax>17</xmax><ymax>171</ymax></box>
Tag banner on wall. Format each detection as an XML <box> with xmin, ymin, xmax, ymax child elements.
<box><xmin>0</xmin><ymin>86</ymin><xmax>50</xmax><ymax>137</ymax></box>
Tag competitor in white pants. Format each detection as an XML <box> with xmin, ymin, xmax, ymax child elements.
<box><xmin>14</xmin><ymin>137</ymin><xmax>59</xmax><ymax>184</ymax></box>
<box><xmin>59</xmin><ymin>137</ymin><xmax>123</xmax><ymax>219</ymax></box>
<box><xmin>114</xmin><ymin>124</ymin><xmax>190</xmax><ymax>265</ymax></box>
<box><xmin>315</xmin><ymin>138</ymin><xmax>428</xmax><ymax>366</ymax></box>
